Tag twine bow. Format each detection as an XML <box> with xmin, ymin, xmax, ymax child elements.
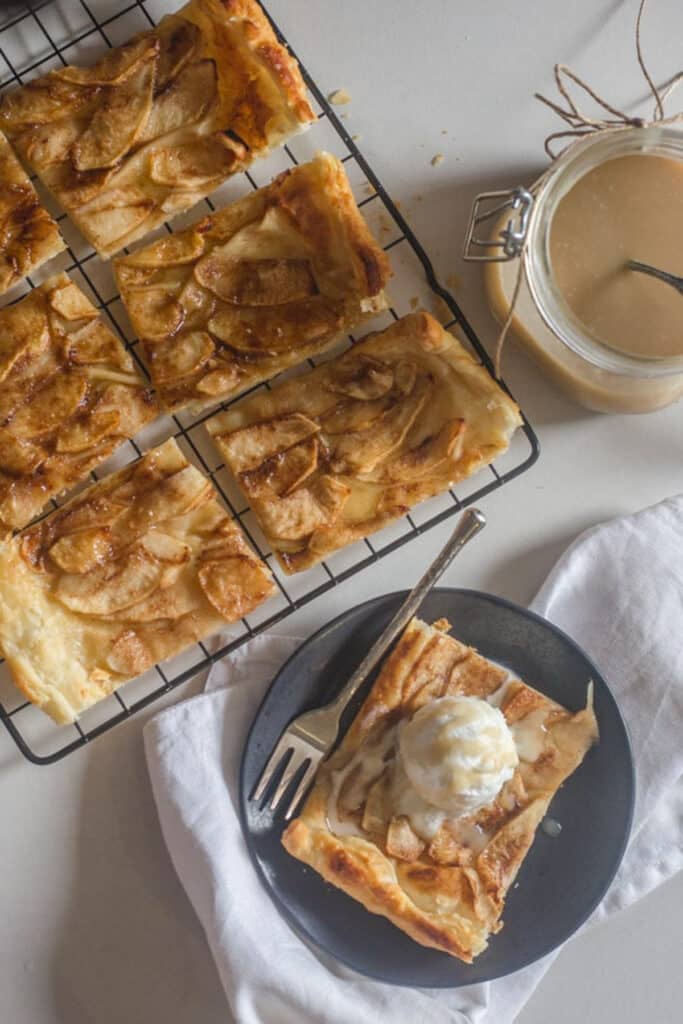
<box><xmin>493</xmin><ymin>0</ymin><xmax>683</xmax><ymax>375</ymax></box>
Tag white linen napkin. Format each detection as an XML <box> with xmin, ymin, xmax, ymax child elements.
<box><xmin>144</xmin><ymin>496</ymin><xmax>683</xmax><ymax>1023</ymax></box>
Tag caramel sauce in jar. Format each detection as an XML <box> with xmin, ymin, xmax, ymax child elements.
<box><xmin>486</xmin><ymin>128</ymin><xmax>683</xmax><ymax>413</ymax></box>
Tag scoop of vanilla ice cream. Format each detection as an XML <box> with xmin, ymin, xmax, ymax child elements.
<box><xmin>398</xmin><ymin>694</ymin><xmax>519</xmax><ymax>817</ymax></box>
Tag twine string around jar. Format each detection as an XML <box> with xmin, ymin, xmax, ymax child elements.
<box><xmin>492</xmin><ymin>0</ymin><xmax>683</xmax><ymax>376</ymax></box>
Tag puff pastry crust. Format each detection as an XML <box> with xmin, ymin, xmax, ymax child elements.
<box><xmin>283</xmin><ymin>617</ymin><xmax>599</xmax><ymax>962</ymax></box>
<box><xmin>207</xmin><ymin>312</ymin><xmax>521</xmax><ymax>573</ymax></box>
<box><xmin>0</xmin><ymin>437</ymin><xmax>274</xmax><ymax>723</ymax></box>
<box><xmin>114</xmin><ymin>152</ymin><xmax>391</xmax><ymax>411</ymax></box>
<box><xmin>0</xmin><ymin>273</ymin><xmax>158</xmax><ymax>533</ymax></box>
<box><xmin>0</xmin><ymin>132</ymin><xmax>64</xmax><ymax>294</ymax></box>
<box><xmin>0</xmin><ymin>0</ymin><xmax>315</xmax><ymax>258</ymax></box>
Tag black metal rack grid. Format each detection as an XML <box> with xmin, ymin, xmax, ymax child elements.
<box><xmin>0</xmin><ymin>0</ymin><xmax>539</xmax><ymax>764</ymax></box>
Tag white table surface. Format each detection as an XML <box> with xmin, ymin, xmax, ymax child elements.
<box><xmin>1</xmin><ymin>1</ymin><xmax>682</xmax><ymax>1021</ymax></box>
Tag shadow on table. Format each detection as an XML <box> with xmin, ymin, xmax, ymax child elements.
<box><xmin>49</xmin><ymin>685</ymin><xmax>231</xmax><ymax>1024</ymax></box>
<box><xmin>477</xmin><ymin>517</ymin><xmax>614</xmax><ymax>607</ymax></box>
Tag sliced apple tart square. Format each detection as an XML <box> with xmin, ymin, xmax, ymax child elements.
<box><xmin>283</xmin><ymin>616</ymin><xmax>598</xmax><ymax>962</ymax></box>
<box><xmin>0</xmin><ymin>272</ymin><xmax>158</xmax><ymax>534</ymax></box>
<box><xmin>0</xmin><ymin>437</ymin><xmax>275</xmax><ymax>723</ymax></box>
<box><xmin>0</xmin><ymin>131</ymin><xmax>64</xmax><ymax>295</ymax></box>
<box><xmin>114</xmin><ymin>152</ymin><xmax>391</xmax><ymax>412</ymax></box>
<box><xmin>0</xmin><ymin>0</ymin><xmax>315</xmax><ymax>258</ymax></box>
<box><xmin>206</xmin><ymin>312</ymin><xmax>522</xmax><ymax>573</ymax></box>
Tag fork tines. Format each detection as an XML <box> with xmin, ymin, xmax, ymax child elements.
<box><xmin>253</xmin><ymin>735</ymin><xmax>320</xmax><ymax>820</ymax></box>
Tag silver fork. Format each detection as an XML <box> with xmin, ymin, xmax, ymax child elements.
<box><xmin>251</xmin><ymin>507</ymin><xmax>487</xmax><ymax>820</ymax></box>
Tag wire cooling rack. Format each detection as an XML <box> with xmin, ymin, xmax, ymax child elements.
<box><xmin>0</xmin><ymin>0</ymin><xmax>539</xmax><ymax>764</ymax></box>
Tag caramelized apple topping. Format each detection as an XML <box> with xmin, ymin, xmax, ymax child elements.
<box><xmin>0</xmin><ymin>0</ymin><xmax>317</xmax><ymax>259</ymax></box>
<box><xmin>146</xmin><ymin>330</ymin><xmax>214</xmax><ymax>385</ymax></box>
<box><xmin>77</xmin><ymin>187</ymin><xmax>156</xmax><ymax>252</ymax></box>
<box><xmin>0</xmin><ymin>275</ymin><xmax>156</xmax><ymax>532</ymax></box>
<box><xmin>49</xmin><ymin>528</ymin><xmax>113</xmax><ymax>575</ymax></box>
<box><xmin>195</xmin><ymin>254</ymin><xmax>317</xmax><ymax>306</ymax></box>
<box><xmin>53</xmin><ymin>35</ymin><xmax>159</xmax><ymax>88</ymax></box>
<box><xmin>153</xmin><ymin>19</ymin><xmax>201</xmax><ymax>91</ymax></box>
<box><xmin>72</xmin><ymin>50</ymin><xmax>157</xmax><ymax>172</ymax></box>
<box><xmin>148</xmin><ymin>133</ymin><xmax>245</xmax><ymax>188</ymax></box>
<box><xmin>113</xmin><ymin>154</ymin><xmax>390</xmax><ymax>410</ymax></box>
<box><xmin>121</xmin><ymin>286</ymin><xmax>185</xmax><ymax>341</ymax></box>
<box><xmin>10</xmin><ymin>440</ymin><xmax>274</xmax><ymax>716</ymax></box>
<box><xmin>386</xmin><ymin>817</ymin><xmax>426</xmax><ymax>862</ymax></box>
<box><xmin>138</xmin><ymin>59</ymin><xmax>216</xmax><ymax>145</ymax></box>
<box><xmin>207</xmin><ymin>312</ymin><xmax>522</xmax><ymax>574</ymax></box>
<box><xmin>55</xmin><ymin>410</ymin><xmax>122</xmax><ymax>454</ymax></box>
<box><xmin>124</xmin><ymin>230</ymin><xmax>206</xmax><ymax>269</ymax></box>
<box><xmin>198</xmin><ymin>555</ymin><xmax>273</xmax><ymax>619</ymax></box>
<box><xmin>0</xmin><ymin>133</ymin><xmax>63</xmax><ymax>296</ymax></box>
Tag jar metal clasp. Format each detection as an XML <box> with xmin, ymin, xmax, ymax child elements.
<box><xmin>463</xmin><ymin>186</ymin><xmax>534</xmax><ymax>262</ymax></box>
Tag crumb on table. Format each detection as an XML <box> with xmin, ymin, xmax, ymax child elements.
<box><xmin>328</xmin><ymin>88</ymin><xmax>352</xmax><ymax>105</ymax></box>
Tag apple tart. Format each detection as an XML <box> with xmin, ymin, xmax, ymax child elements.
<box><xmin>283</xmin><ymin>616</ymin><xmax>599</xmax><ymax>962</ymax></box>
<box><xmin>0</xmin><ymin>0</ymin><xmax>315</xmax><ymax>258</ymax></box>
<box><xmin>0</xmin><ymin>273</ymin><xmax>158</xmax><ymax>534</ymax></box>
<box><xmin>114</xmin><ymin>153</ymin><xmax>391</xmax><ymax>411</ymax></box>
<box><xmin>0</xmin><ymin>132</ymin><xmax>64</xmax><ymax>295</ymax></box>
<box><xmin>0</xmin><ymin>437</ymin><xmax>274</xmax><ymax>723</ymax></box>
<box><xmin>207</xmin><ymin>312</ymin><xmax>521</xmax><ymax>573</ymax></box>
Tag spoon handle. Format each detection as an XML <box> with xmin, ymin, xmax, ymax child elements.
<box><xmin>627</xmin><ymin>260</ymin><xmax>683</xmax><ymax>296</ymax></box>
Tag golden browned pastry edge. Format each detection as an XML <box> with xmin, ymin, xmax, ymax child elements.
<box><xmin>0</xmin><ymin>131</ymin><xmax>64</xmax><ymax>294</ymax></box>
<box><xmin>219</xmin><ymin>0</ymin><xmax>316</xmax><ymax>127</ymax></box>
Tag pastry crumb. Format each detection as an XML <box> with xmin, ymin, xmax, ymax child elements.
<box><xmin>379</xmin><ymin>214</ymin><xmax>392</xmax><ymax>235</ymax></box>
<box><xmin>409</xmin><ymin>296</ymin><xmax>419</xmax><ymax>310</ymax></box>
<box><xmin>351</xmin><ymin>134</ymin><xmax>362</xmax><ymax>142</ymax></box>
<box><xmin>329</xmin><ymin>88</ymin><xmax>352</xmax><ymax>105</ymax></box>
<box><xmin>431</xmin><ymin>295</ymin><xmax>451</xmax><ymax>321</ymax></box>
<box><xmin>363</xmin><ymin>183</ymin><xmax>376</xmax><ymax>197</ymax></box>
<box><xmin>431</xmin><ymin>153</ymin><xmax>445</xmax><ymax>167</ymax></box>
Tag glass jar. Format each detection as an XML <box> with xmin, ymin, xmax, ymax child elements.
<box><xmin>472</xmin><ymin>126</ymin><xmax>683</xmax><ymax>413</ymax></box>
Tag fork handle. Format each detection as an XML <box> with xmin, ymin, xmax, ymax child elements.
<box><xmin>329</xmin><ymin>508</ymin><xmax>486</xmax><ymax>714</ymax></box>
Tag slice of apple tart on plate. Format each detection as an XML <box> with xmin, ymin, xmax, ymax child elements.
<box><xmin>282</xmin><ymin>616</ymin><xmax>599</xmax><ymax>963</ymax></box>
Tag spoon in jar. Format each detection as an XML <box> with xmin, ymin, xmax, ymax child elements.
<box><xmin>626</xmin><ymin>260</ymin><xmax>683</xmax><ymax>296</ymax></box>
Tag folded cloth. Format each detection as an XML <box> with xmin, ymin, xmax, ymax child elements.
<box><xmin>144</xmin><ymin>496</ymin><xmax>683</xmax><ymax>1024</ymax></box>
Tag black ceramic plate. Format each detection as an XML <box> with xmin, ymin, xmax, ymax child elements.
<box><xmin>239</xmin><ymin>588</ymin><xmax>634</xmax><ymax>987</ymax></box>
